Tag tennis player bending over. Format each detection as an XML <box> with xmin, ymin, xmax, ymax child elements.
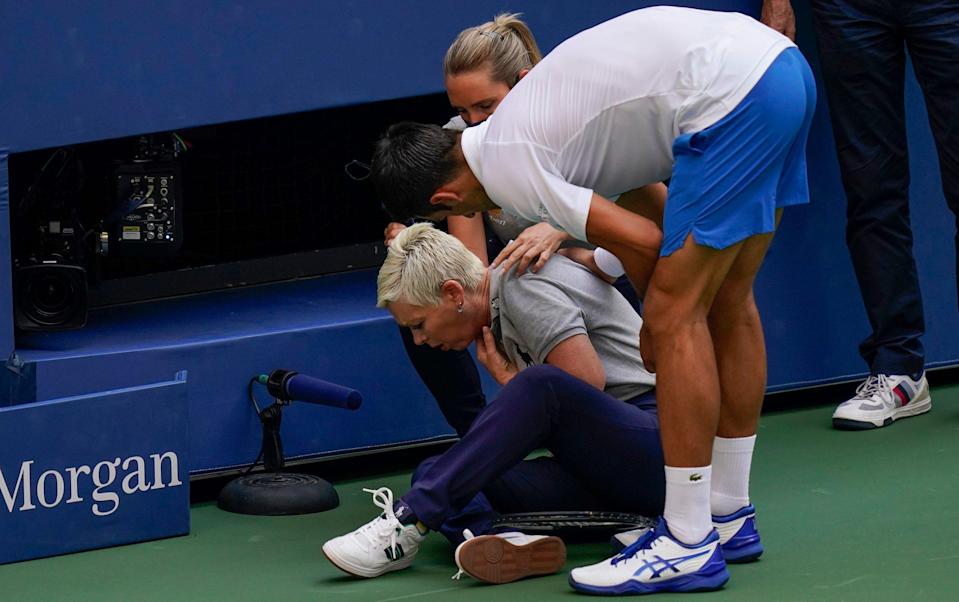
<box><xmin>373</xmin><ymin>6</ymin><xmax>813</xmax><ymax>595</ymax></box>
<box><xmin>322</xmin><ymin>223</ymin><xmax>664</xmax><ymax>584</ymax></box>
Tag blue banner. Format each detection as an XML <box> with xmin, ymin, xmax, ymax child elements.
<box><xmin>0</xmin><ymin>372</ymin><xmax>189</xmax><ymax>564</ymax></box>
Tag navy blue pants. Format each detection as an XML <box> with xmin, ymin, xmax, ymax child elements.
<box><xmin>399</xmin><ymin>365</ymin><xmax>665</xmax><ymax>545</ymax></box>
<box><xmin>811</xmin><ymin>0</ymin><xmax>959</xmax><ymax>377</ymax></box>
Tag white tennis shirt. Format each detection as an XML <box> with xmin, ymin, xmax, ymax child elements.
<box><xmin>460</xmin><ymin>6</ymin><xmax>794</xmax><ymax>241</ymax></box>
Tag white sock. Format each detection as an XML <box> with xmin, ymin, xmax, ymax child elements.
<box><xmin>663</xmin><ymin>465</ymin><xmax>713</xmax><ymax>545</ymax></box>
<box><xmin>710</xmin><ymin>435</ymin><xmax>756</xmax><ymax>516</ymax></box>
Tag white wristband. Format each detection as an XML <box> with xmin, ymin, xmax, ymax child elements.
<box><xmin>594</xmin><ymin>247</ymin><xmax>625</xmax><ymax>279</ymax></box>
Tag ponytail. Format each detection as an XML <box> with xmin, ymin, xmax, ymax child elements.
<box><xmin>444</xmin><ymin>13</ymin><xmax>542</xmax><ymax>86</ymax></box>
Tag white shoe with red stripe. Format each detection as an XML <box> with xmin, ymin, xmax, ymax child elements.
<box><xmin>832</xmin><ymin>373</ymin><xmax>931</xmax><ymax>429</ymax></box>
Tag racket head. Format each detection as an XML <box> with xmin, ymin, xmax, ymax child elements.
<box><xmin>490</xmin><ymin>511</ymin><xmax>656</xmax><ymax>543</ymax></box>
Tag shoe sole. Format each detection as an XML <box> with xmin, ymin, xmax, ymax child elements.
<box><xmin>455</xmin><ymin>535</ymin><xmax>566</xmax><ymax>584</ymax></box>
<box><xmin>722</xmin><ymin>541</ymin><xmax>763</xmax><ymax>563</ymax></box>
<box><xmin>568</xmin><ymin>566</ymin><xmax>729</xmax><ymax>595</ymax></box>
<box><xmin>833</xmin><ymin>394</ymin><xmax>932</xmax><ymax>430</ymax></box>
<box><xmin>322</xmin><ymin>543</ymin><xmax>413</xmax><ymax>578</ymax></box>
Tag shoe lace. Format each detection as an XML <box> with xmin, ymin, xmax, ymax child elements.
<box><xmin>612</xmin><ymin>528</ymin><xmax>657</xmax><ymax>565</ymax></box>
<box><xmin>855</xmin><ymin>374</ymin><xmax>892</xmax><ymax>401</ymax></box>
<box><xmin>451</xmin><ymin>529</ymin><xmax>476</xmax><ymax>580</ymax></box>
<box><xmin>359</xmin><ymin>487</ymin><xmax>401</xmax><ymax>558</ymax></box>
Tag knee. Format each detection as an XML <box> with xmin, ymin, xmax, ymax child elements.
<box><xmin>497</xmin><ymin>364</ymin><xmax>569</xmax><ymax>410</ymax></box>
<box><xmin>508</xmin><ymin>364</ymin><xmax>566</xmax><ymax>389</ymax></box>
<box><xmin>642</xmin><ymin>291</ymin><xmax>702</xmax><ymax>340</ymax></box>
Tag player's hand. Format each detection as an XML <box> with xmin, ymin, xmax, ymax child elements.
<box><xmin>491</xmin><ymin>222</ymin><xmax>572</xmax><ymax>275</ymax></box>
<box><xmin>475</xmin><ymin>326</ymin><xmax>518</xmax><ymax>385</ymax></box>
<box><xmin>557</xmin><ymin>247</ymin><xmax>617</xmax><ymax>284</ymax></box>
<box><xmin>760</xmin><ymin>0</ymin><xmax>796</xmax><ymax>41</ymax></box>
<box><xmin>384</xmin><ymin>222</ymin><xmax>407</xmax><ymax>247</ymax></box>
<box><xmin>639</xmin><ymin>323</ymin><xmax>656</xmax><ymax>373</ymax></box>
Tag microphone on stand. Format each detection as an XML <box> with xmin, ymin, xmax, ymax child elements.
<box><xmin>218</xmin><ymin>369</ymin><xmax>363</xmax><ymax>517</ymax></box>
<box><xmin>260</xmin><ymin>370</ymin><xmax>362</xmax><ymax>410</ymax></box>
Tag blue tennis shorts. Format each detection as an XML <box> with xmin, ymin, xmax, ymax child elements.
<box><xmin>661</xmin><ymin>47</ymin><xmax>817</xmax><ymax>257</ymax></box>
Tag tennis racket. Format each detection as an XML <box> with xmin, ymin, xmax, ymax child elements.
<box><xmin>491</xmin><ymin>511</ymin><xmax>655</xmax><ymax>542</ymax></box>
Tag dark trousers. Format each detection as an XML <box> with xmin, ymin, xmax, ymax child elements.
<box><xmin>400</xmin><ymin>365</ymin><xmax>665</xmax><ymax>545</ymax></box>
<box><xmin>811</xmin><ymin>0</ymin><xmax>959</xmax><ymax>377</ymax></box>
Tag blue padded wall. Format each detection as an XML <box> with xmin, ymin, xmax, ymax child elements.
<box><xmin>0</xmin><ymin>1</ymin><xmax>754</xmax><ymax>153</ymax></box>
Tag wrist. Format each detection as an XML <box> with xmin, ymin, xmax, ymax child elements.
<box><xmin>594</xmin><ymin>247</ymin><xmax>625</xmax><ymax>279</ymax></box>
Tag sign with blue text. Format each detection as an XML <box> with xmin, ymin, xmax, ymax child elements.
<box><xmin>0</xmin><ymin>372</ymin><xmax>189</xmax><ymax>564</ymax></box>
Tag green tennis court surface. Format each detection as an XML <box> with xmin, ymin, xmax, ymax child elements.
<box><xmin>3</xmin><ymin>379</ymin><xmax>958</xmax><ymax>602</ymax></box>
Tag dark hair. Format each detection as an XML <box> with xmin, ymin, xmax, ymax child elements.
<box><xmin>372</xmin><ymin>122</ymin><xmax>459</xmax><ymax>221</ymax></box>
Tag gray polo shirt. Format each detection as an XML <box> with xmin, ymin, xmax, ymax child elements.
<box><xmin>489</xmin><ymin>255</ymin><xmax>655</xmax><ymax>400</ymax></box>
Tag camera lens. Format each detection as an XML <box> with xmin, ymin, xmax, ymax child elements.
<box><xmin>32</xmin><ymin>274</ymin><xmax>72</xmax><ymax>315</ymax></box>
<box><xmin>16</xmin><ymin>264</ymin><xmax>87</xmax><ymax>329</ymax></box>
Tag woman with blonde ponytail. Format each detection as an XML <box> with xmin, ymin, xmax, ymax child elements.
<box><xmin>443</xmin><ymin>13</ymin><xmax>542</xmax><ymax>126</ymax></box>
<box><xmin>379</xmin><ymin>14</ymin><xmax>563</xmax><ymax>455</ymax></box>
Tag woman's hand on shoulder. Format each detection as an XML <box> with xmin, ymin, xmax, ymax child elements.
<box><xmin>491</xmin><ymin>222</ymin><xmax>571</xmax><ymax>276</ymax></box>
<box><xmin>384</xmin><ymin>222</ymin><xmax>407</xmax><ymax>247</ymax></box>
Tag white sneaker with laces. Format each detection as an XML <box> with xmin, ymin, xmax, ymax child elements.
<box><xmin>322</xmin><ymin>487</ymin><xmax>426</xmax><ymax>578</ymax></box>
<box><xmin>453</xmin><ymin>530</ymin><xmax>566</xmax><ymax>584</ymax></box>
<box><xmin>832</xmin><ymin>373</ymin><xmax>931</xmax><ymax>429</ymax></box>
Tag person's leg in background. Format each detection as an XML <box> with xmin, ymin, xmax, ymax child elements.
<box><xmin>399</xmin><ymin>326</ymin><xmax>485</xmax><ymax>437</ymax></box>
<box><xmin>903</xmin><ymin>0</ymin><xmax>959</xmax><ymax>308</ymax></box>
<box><xmin>811</xmin><ymin>0</ymin><xmax>931</xmax><ymax>428</ymax></box>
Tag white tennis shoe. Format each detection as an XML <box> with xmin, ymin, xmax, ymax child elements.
<box><xmin>571</xmin><ymin>518</ymin><xmax>728</xmax><ymax>595</ymax></box>
<box><xmin>832</xmin><ymin>373</ymin><xmax>931</xmax><ymax>429</ymax></box>
<box><xmin>322</xmin><ymin>487</ymin><xmax>426</xmax><ymax>578</ymax></box>
<box><xmin>611</xmin><ymin>505</ymin><xmax>763</xmax><ymax>563</ymax></box>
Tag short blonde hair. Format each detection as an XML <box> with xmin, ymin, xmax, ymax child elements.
<box><xmin>377</xmin><ymin>223</ymin><xmax>485</xmax><ymax>308</ymax></box>
<box><xmin>444</xmin><ymin>13</ymin><xmax>542</xmax><ymax>86</ymax></box>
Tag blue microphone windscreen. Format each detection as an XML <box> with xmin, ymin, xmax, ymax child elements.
<box><xmin>285</xmin><ymin>374</ymin><xmax>362</xmax><ymax>410</ymax></box>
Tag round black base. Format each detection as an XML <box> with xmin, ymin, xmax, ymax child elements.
<box><xmin>217</xmin><ymin>472</ymin><xmax>340</xmax><ymax>515</ymax></box>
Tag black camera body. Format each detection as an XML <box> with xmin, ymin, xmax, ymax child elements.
<box><xmin>12</xmin><ymin>135</ymin><xmax>186</xmax><ymax>331</ymax></box>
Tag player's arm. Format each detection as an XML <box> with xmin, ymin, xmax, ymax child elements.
<box><xmin>544</xmin><ymin>333</ymin><xmax>606</xmax><ymax>390</ymax></box>
<box><xmin>585</xmin><ymin>193</ymin><xmax>662</xmax><ymax>297</ymax></box>
<box><xmin>615</xmin><ymin>183</ymin><xmax>667</xmax><ymax>229</ymax></box>
<box><xmin>562</xmin><ymin>183</ymin><xmax>667</xmax><ymax>281</ymax></box>
<box><xmin>448</xmin><ymin>214</ymin><xmax>490</xmax><ymax>266</ymax></box>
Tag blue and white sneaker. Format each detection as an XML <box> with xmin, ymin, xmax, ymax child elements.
<box><xmin>711</xmin><ymin>505</ymin><xmax>762</xmax><ymax>563</ymax></box>
<box><xmin>610</xmin><ymin>506</ymin><xmax>762</xmax><ymax>563</ymax></box>
<box><xmin>570</xmin><ymin>518</ymin><xmax>728</xmax><ymax>595</ymax></box>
